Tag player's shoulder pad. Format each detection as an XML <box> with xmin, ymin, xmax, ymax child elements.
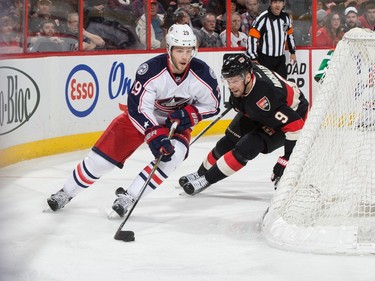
<box><xmin>135</xmin><ymin>53</ymin><xmax>168</xmax><ymax>80</ymax></box>
<box><xmin>189</xmin><ymin>57</ymin><xmax>218</xmax><ymax>82</ymax></box>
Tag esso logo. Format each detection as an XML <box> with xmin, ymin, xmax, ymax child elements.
<box><xmin>65</xmin><ymin>64</ymin><xmax>99</xmax><ymax>117</ymax></box>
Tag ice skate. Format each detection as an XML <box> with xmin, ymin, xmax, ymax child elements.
<box><xmin>47</xmin><ymin>189</ymin><xmax>72</xmax><ymax>211</ymax></box>
<box><xmin>183</xmin><ymin>175</ymin><xmax>211</xmax><ymax>196</ymax></box>
<box><xmin>112</xmin><ymin>188</ymin><xmax>135</xmax><ymax>217</ymax></box>
<box><xmin>179</xmin><ymin>171</ymin><xmax>201</xmax><ymax>187</ymax></box>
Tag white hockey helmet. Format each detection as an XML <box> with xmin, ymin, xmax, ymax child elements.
<box><xmin>166</xmin><ymin>24</ymin><xmax>197</xmax><ymax>58</ymax></box>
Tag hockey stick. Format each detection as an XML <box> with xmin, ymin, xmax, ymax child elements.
<box><xmin>190</xmin><ymin>106</ymin><xmax>232</xmax><ymax>146</ymax></box>
<box><xmin>114</xmin><ymin>121</ymin><xmax>178</xmax><ymax>242</ymax></box>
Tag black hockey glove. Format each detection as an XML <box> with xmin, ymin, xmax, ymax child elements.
<box><xmin>166</xmin><ymin>105</ymin><xmax>202</xmax><ymax>132</ymax></box>
<box><xmin>145</xmin><ymin>126</ymin><xmax>175</xmax><ymax>162</ymax></box>
<box><xmin>229</xmin><ymin>95</ymin><xmax>239</xmax><ymax>110</ymax></box>
<box><xmin>271</xmin><ymin>156</ymin><xmax>288</xmax><ymax>189</ymax></box>
<box><xmin>270</xmin><ymin>139</ymin><xmax>297</xmax><ymax>189</ymax></box>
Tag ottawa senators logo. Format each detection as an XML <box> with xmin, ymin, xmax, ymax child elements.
<box><xmin>256</xmin><ymin>96</ymin><xmax>270</xmax><ymax>111</ymax></box>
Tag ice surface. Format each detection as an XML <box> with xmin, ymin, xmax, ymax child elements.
<box><xmin>0</xmin><ymin>136</ymin><xmax>374</xmax><ymax>281</ymax></box>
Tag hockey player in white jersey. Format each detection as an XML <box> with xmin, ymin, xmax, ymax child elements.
<box><xmin>46</xmin><ymin>24</ymin><xmax>221</xmax><ymax>217</ymax></box>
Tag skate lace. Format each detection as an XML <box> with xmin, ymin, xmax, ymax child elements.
<box><xmin>116</xmin><ymin>193</ymin><xmax>135</xmax><ymax>207</ymax></box>
<box><xmin>52</xmin><ymin>190</ymin><xmax>70</xmax><ymax>207</ymax></box>
<box><xmin>190</xmin><ymin>176</ymin><xmax>210</xmax><ymax>190</ymax></box>
<box><xmin>185</xmin><ymin>172</ymin><xmax>200</xmax><ymax>181</ymax></box>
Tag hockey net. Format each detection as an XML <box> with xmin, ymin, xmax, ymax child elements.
<box><xmin>262</xmin><ymin>28</ymin><xmax>375</xmax><ymax>254</ymax></box>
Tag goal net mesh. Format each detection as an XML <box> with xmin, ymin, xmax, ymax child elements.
<box><xmin>262</xmin><ymin>28</ymin><xmax>375</xmax><ymax>254</ymax></box>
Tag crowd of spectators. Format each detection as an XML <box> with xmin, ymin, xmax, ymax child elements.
<box><xmin>1</xmin><ymin>0</ymin><xmax>375</xmax><ymax>54</ymax></box>
<box><xmin>314</xmin><ymin>0</ymin><xmax>375</xmax><ymax>47</ymax></box>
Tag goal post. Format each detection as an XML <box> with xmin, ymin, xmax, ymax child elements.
<box><xmin>262</xmin><ymin>28</ymin><xmax>375</xmax><ymax>255</ymax></box>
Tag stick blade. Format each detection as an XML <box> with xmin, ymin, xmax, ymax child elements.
<box><xmin>114</xmin><ymin>231</ymin><xmax>135</xmax><ymax>242</ymax></box>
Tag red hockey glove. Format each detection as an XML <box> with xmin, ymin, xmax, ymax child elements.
<box><xmin>166</xmin><ymin>105</ymin><xmax>202</xmax><ymax>132</ymax></box>
<box><xmin>145</xmin><ymin>126</ymin><xmax>175</xmax><ymax>162</ymax></box>
<box><xmin>271</xmin><ymin>156</ymin><xmax>288</xmax><ymax>189</ymax></box>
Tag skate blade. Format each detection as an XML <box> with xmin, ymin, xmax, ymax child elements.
<box><xmin>107</xmin><ymin>210</ymin><xmax>123</xmax><ymax>220</ymax></box>
<box><xmin>42</xmin><ymin>204</ymin><xmax>54</xmax><ymax>213</ymax></box>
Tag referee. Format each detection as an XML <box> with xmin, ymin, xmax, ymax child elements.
<box><xmin>247</xmin><ymin>0</ymin><xmax>296</xmax><ymax>78</ymax></box>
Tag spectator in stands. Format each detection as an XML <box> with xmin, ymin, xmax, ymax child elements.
<box><xmin>28</xmin><ymin>19</ymin><xmax>66</xmax><ymax>52</ymax></box>
<box><xmin>317</xmin><ymin>8</ymin><xmax>327</xmax><ymax>28</ymax></box>
<box><xmin>206</xmin><ymin>0</ymin><xmax>226</xmax><ymax>18</ymax></box>
<box><xmin>247</xmin><ymin>0</ymin><xmax>296</xmax><ymax>79</ymax></box>
<box><xmin>63</xmin><ymin>12</ymin><xmax>105</xmax><ymax>50</ymax></box>
<box><xmin>235</xmin><ymin>0</ymin><xmax>248</xmax><ymax>14</ymax></box>
<box><xmin>163</xmin><ymin>1</ymin><xmax>178</xmax><ymax>29</ymax></box>
<box><xmin>189</xmin><ymin>0</ymin><xmax>206</xmax><ymax>29</ymax></box>
<box><xmin>133</xmin><ymin>0</ymin><xmax>166</xmax><ymax>19</ymax></box>
<box><xmin>317</xmin><ymin>0</ymin><xmax>327</xmax><ymax>11</ymax></box>
<box><xmin>136</xmin><ymin>0</ymin><xmax>165</xmax><ymax>49</ymax></box>
<box><xmin>173</xmin><ymin>8</ymin><xmax>192</xmax><ymax>25</ymax></box>
<box><xmin>220</xmin><ymin>12</ymin><xmax>247</xmax><ymax>47</ymax></box>
<box><xmin>315</xmin><ymin>8</ymin><xmax>327</xmax><ymax>30</ymax></box>
<box><xmin>357</xmin><ymin>0</ymin><xmax>371</xmax><ymax>15</ymax></box>
<box><xmin>177</xmin><ymin>0</ymin><xmax>192</xmax><ymax>12</ymax></box>
<box><xmin>194</xmin><ymin>12</ymin><xmax>223</xmax><ymax>47</ymax></box>
<box><xmin>216</xmin><ymin>0</ymin><xmax>237</xmax><ymax>33</ymax></box>
<box><xmin>343</xmin><ymin>6</ymin><xmax>361</xmax><ymax>32</ymax></box>
<box><xmin>163</xmin><ymin>7</ymin><xmax>193</xmax><ymax>32</ymax></box>
<box><xmin>325</xmin><ymin>0</ymin><xmax>337</xmax><ymax>13</ymax></box>
<box><xmin>316</xmin><ymin>11</ymin><xmax>344</xmax><ymax>47</ymax></box>
<box><xmin>240</xmin><ymin>0</ymin><xmax>260</xmax><ymax>35</ymax></box>
<box><xmin>336</xmin><ymin>0</ymin><xmax>370</xmax><ymax>16</ymax></box>
<box><xmin>308</xmin><ymin>8</ymin><xmax>327</xmax><ymax>40</ymax></box>
<box><xmin>0</xmin><ymin>15</ymin><xmax>22</xmax><ymax>53</ymax></box>
<box><xmin>84</xmin><ymin>0</ymin><xmax>141</xmax><ymax>49</ymax></box>
<box><xmin>84</xmin><ymin>0</ymin><xmax>136</xmax><ymax>26</ymax></box>
<box><xmin>337</xmin><ymin>0</ymin><xmax>357</xmax><ymax>12</ymax></box>
<box><xmin>359</xmin><ymin>2</ymin><xmax>375</xmax><ymax>30</ymax></box>
<box><xmin>29</xmin><ymin>0</ymin><xmax>66</xmax><ymax>35</ymax></box>
<box><xmin>7</xmin><ymin>0</ymin><xmax>24</xmax><ymax>33</ymax></box>
<box><xmin>158</xmin><ymin>0</ymin><xmax>171</xmax><ymax>11</ymax></box>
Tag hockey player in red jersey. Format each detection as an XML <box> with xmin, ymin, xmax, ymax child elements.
<box><xmin>47</xmin><ymin>24</ymin><xmax>221</xmax><ymax>216</ymax></box>
<box><xmin>180</xmin><ymin>53</ymin><xmax>309</xmax><ymax>195</ymax></box>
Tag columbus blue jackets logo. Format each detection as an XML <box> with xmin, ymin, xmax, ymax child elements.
<box><xmin>137</xmin><ymin>63</ymin><xmax>149</xmax><ymax>75</ymax></box>
<box><xmin>155</xmin><ymin>97</ymin><xmax>190</xmax><ymax>112</ymax></box>
<box><xmin>256</xmin><ymin>96</ymin><xmax>270</xmax><ymax>111</ymax></box>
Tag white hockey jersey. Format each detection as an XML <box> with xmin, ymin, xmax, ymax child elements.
<box><xmin>127</xmin><ymin>53</ymin><xmax>221</xmax><ymax>134</ymax></box>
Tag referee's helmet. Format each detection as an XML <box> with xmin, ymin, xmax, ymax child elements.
<box><xmin>221</xmin><ymin>54</ymin><xmax>253</xmax><ymax>79</ymax></box>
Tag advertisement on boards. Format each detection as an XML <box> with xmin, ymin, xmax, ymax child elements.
<box><xmin>0</xmin><ymin>50</ymin><xmax>328</xmax><ymax>153</ymax></box>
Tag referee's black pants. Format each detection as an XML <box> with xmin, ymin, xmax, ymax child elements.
<box><xmin>257</xmin><ymin>53</ymin><xmax>287</xmax><ymax>79</ymax></box>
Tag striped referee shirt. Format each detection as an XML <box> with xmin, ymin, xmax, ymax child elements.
<box><xmin>247</xmin><ymin>8</ymin><xmax>296</xmax><ymax>60</ymax></box>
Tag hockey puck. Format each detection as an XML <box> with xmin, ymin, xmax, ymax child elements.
<box><xmin>114</xmin><ymin>230</ymin><xmax>135</xmax><ymax>242</ymax></box>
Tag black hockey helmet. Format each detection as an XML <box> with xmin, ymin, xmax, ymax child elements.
<box><xmin>221</xmin><ymin>54</ymin><xmax>253</xmax><ymax>79</ymax></box>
